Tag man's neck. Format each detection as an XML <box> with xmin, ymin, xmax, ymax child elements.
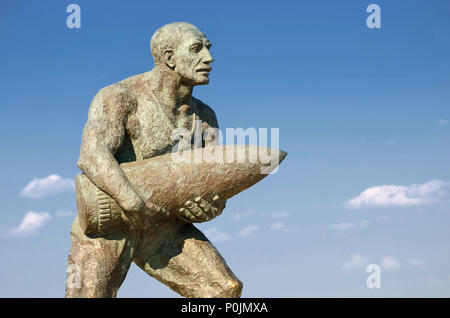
<box><xmin>148</xmin><ymin>65</ymin><xmax>193</xmax><ymax>113</ymax></box>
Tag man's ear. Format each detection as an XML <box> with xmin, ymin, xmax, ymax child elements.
<box><xmin>163</xmin><ymin>50</ymin><xmax>176</xmax><ymax>69</ymax></box>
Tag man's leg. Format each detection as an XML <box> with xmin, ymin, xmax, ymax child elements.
<box><xmin>132</xmin><ymin>220</ymin><xmax>242</xmax><ymax>298</ymax></box>
<box><xmin>65</xmin><ymin>214</ymin><xmax>137</xmax><ymax>298</ymax></box>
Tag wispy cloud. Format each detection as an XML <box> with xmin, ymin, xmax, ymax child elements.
<box><xmin>270</xmin><ymin>221</ymin><xmax>286</xmax><ymax>231</ymax></box>
<box><xmin>436</xmin><ymin>119</ymin><xmax>448</xmax><ymax>125</ymax></box>
<box><xmin>204</xmin><ymin>227</ymin><xmax>231</xmax><ymax>243</ymax></box>
<box><xmin>380</xmin><ymin>256</ymin><xmax>400</xmax><ymax>271</ymax></box>
<box><xmin>341</xmin><ymin>254</ymin><xmax>368</xmax><ymax>271</ymax></box>
<box><xmin>409</xmin><ymin>257</ymin><xmax>423</xmax><ymax>267</ymax></box>
<box><xmin>235</xmin><ymin>210</ymin><xmax>289</xmax><ymax>221</ymax></box>
<box><xmin>347</xmin><ymin>179</ymin><xmax>447</xmax><ymax>209</ymax></box>
<box><xmin>10</xmin><ymin>211</ymin><xmax>51</xmax><ymax>236</ymax></box>
<box><xmin>342</xmin><ymin>255</ymin><xmax>403</xmax><ymax>272</ymax></box>
<box><xmin>232</xmin><ymin>209</ymin><xmax>255</xmax><ymax>221</ymax></box>
<box><xmin>232</xmin><ymin>210</ymin><xmax>295</xmax><ymax>235</ymax></box>
<box><xmin>269</xmin><ymin>220</ymin><xmax>299</xmax><ymax>233</ymax></box>
<box><xmin>20</xmin><ymin>174</ymin><xmax>74</xmax><ymax>199</ymax></box>
<box><xmin>330</xmin><ymin>220</ymin><xmax>369</xmax><ymax>231</ymax></box>
<box><xmin>238</xmin><ymin>225</ymin><xmax>259</xmax><ymax>238</ymax></box>
<box><xmin>267</xmin><ymin>211</ymin><xmax>289</xmax><ymax>218</ymax></box>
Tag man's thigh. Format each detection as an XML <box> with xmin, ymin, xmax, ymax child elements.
<box><xmin>133</xmin><ymin>221</ymin><xmax>242</xmax><ymax>298</ymax></box>
<box><xmin>65</xmin><ymin>214</ymin><xmax>137</xmax><ymax>298</ymax></box>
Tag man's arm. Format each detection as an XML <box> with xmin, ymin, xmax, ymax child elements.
<box><xmin>77</xmin><ymin>86</ymin><xmax>144</xmax><ymax>213</ymax></box>
<box><xmin>177</xmin><ymin>99</ymin><xmax>226</xmax><ymax>223</ymax></box>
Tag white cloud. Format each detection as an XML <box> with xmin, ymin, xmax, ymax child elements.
<box><xmin>204</xmin><ymin>227</ymin><xmax>231</xmax><ymax>243</ymax></box>
<box><xmin>409</xmin><ymin>258</ymin><xmax>423</xmax><ymax>267</ymax></box>
<box><xmin>380</xmin><ymin>256</ymin><xmax>400</xmax><ymax>271</ymax></box>
<box><xmin>347</xmin><ymin>179</ymin><xmax>447</xmax><ymax>209</ymax></box>
<box><xmin>269</xmin><ymin>219</ymin><xmax>299</xmax><ymax>233</ymax></box>
<box><xmin>330</xmin><ymin>220</ymin><xmax>369</xmax><ymax>231</ymax></box>
<box><xmin>238</xmin><ymin>225</ymin><xmax>259</xmax><ymax>238</ymax></box>
<box><xmin>268</xmin><ymin>211</ymin><xmax>289</xmax><ymax>218</ymax></box>
<box><xmin>341</xmin><ymin>254</ymin><xmax>368</xmax><ymax>271</ymax></box>
<box><xmin>436</xmin><ymin>119</ymin><xmax>448</xmax><ymax>125</ymax></box>
<box><xmin>55</xmin><ymin>209</ymin><xmax>74</xmax><ymax>217</ymax></box>
<box><xmin>10</xmin><ymin>211</ymin><xmax>51</xmax><ymax>236</ymax></box>
<box><xmin>20</xmin><ymin>174</ymin><xmax>74</xmax><ymax>199</ymax></box>
<box><xmin>270</xmin><ymin>221</ymin><xmax>286</xmax><ymax>231</ymax></box>
<box><xmin>232</xmin><ymin>209</ymin><xmax>255</xmax><ymax>221</ymax></box>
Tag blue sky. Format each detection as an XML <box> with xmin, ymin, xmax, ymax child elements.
<box><xmin>1</xmin><ymin>0</ymin><xmax>449</xmax><ymax>297</ymax></box>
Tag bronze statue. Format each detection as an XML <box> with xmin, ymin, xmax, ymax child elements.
<box><xmin>65</xmin><ymin>22</ymin><xmax>286</xmax><ymax>298</ymax></box>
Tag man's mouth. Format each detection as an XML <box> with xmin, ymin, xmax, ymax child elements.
<box><xmin>196</xmin><ymin>66</ymin><xmax>212</xmax><ymax>74</ymax></box>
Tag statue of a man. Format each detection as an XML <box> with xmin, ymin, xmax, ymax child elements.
<box><xmin>65</xmin><ymin>22</ymin><xmax>243</xmax><ymax>298</ymax></box>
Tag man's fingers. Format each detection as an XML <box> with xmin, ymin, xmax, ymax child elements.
<box><xmin>185</xmin><ymin>201</ymin><xmax>202</xmax><ymax>218</ymax></box>
<box><xmin>186</xmin><ymin>200</ymin><xmax>209</xmax><ymax>221</ymax></box>
<box><xmin>179</xmin><ymin>207</ymin><xmax>195</xmax><ymax>222</ymax></box>
<box><xmin>181</xmin><ymin>196</ymin><xmax>226</xmax><ymax>223</ymax></box>
<box><xmin>195</xmin><ymin>197</ymin><xmax>216</xmax><ymax>219</ymax></box>
<box><xmin>185</xmin><ymin>200</ymin><xmax>195</xmax><ymax>211</ymax></box>
<box><xmin>213</xmin><ymin>195</ymin><xmax>226</xmax><ymax>215</ymax></box>
<box><xmin>195</xmin><ymin>197</ymin><xmax>212</xmax><ymax>212</ymax></box>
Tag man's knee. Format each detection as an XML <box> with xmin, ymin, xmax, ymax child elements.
<box><xmin>196</xmin><ymin>276</ymin><xmax>243</xmax><ymax>298</ymax></box>
<box><xmin>221</xmin><ymin>277</ymin><xmax>243</xmax><ymax>298</ymax></box>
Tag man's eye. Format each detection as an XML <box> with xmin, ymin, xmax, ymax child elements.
<box><xmin>191</xmin><ymin>44</ymin><xmax>202</xmax><ymax>53</ymax></box>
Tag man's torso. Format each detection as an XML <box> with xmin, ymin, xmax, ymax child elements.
<box><xmin>92</xmin><ymin>72</ymin><xmax>217</xmax><ymax>164</ymax></box>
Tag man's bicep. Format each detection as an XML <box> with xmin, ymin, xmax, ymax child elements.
<box><xmin>80</xmin><ymin>115</ymin><xmax>125</xmax><ymax>153</ymax></box>
<box><xmin>82</xmin><ymin>86</ymin><xmax>134</xmax><ymax>152</ymax></box>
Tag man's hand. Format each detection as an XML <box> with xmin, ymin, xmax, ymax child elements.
<box><xmin>120</xmin><ymin>193</ymin><xmax>169</xmax><ymax>217</ymax></box>
<box><xmin>119</xmin><ymin>191</ymin><xmax>146</xmax><ymax>214</ymax></box>
<box><xmin>119</xmin><ymin>194</ymin><xmax>170</xmax><ymax>231</ymax></box>
<box><xmin>178</xmin><ymin>194</ymin><xmax>226</xmax><ymax>223</ymax></box>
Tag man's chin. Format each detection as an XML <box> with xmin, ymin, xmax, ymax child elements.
<box><xmin>193</xmin><ymin>76</ymin><xmax>210</xmax><ymax>86</ymax></box>
<box><xmin>181</xmin><ymin>74</ymin><xmax>210</xmax><ymax>86</ymax></box>
<box><xmin>198</xmin><ymin>79</ymin><xmax>210</xmax><ymax>85</ymax></box>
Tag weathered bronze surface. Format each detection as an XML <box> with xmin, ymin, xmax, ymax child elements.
<box><xmin>76</xmin><ymin>145</ymin><xmax>286</xmax><ymax>237</ymax></box>
<box><xmin>65</xmin><ymin>22</ymin><xmax>287</xmax><ymax>298</ymax></box>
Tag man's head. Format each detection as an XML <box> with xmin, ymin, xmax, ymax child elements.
<box><xmin>150</xmin><ymin>22</ymin><xmax>214</xmax><ymax>86</ymax></box>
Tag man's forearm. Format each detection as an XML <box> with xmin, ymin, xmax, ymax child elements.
<box><xmin>77</xmin><ymin>142</ymin><xmax>144</xmax><ymax>213</ymax></box>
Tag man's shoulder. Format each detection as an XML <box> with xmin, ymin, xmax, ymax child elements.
<box><xmin>95</xmin><ymin>78</ymin><xmax>139</xmax><ymax>102</ymax></box>
<box><xmin>89</xmin><ymin>77</ymin><xmax>143</xmax><ymax>119</ymax></box>
<box><xmin>91</xmin><ymin>75</ymin><xmax>144</xmax><ymax>111</ymax></box>
<box><xmin>95</xmin><ymin>71</ymin><xmax>150</xmax><ymax>101</ymax></box>
<box><xmin>91</xmin><ymin>87</ymin><xmax>129</xmax><ymax>109</ymax></box>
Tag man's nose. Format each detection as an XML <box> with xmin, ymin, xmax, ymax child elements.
<box><xmin>203</xmin><ymin>49</ymin><xmax>214</xmax><ymax>64</ymax></box>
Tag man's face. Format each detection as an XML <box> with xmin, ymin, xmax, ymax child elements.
<box><xmin>173</xmin><ymin>30</ymin><xmax>214</xmax><ymax>86</ymax></box>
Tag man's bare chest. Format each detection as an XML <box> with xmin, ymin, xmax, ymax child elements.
<box><xmin>125</xmin><ymin>96</ymin><xmax>197</xmax><ymax>160</ymax></box>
